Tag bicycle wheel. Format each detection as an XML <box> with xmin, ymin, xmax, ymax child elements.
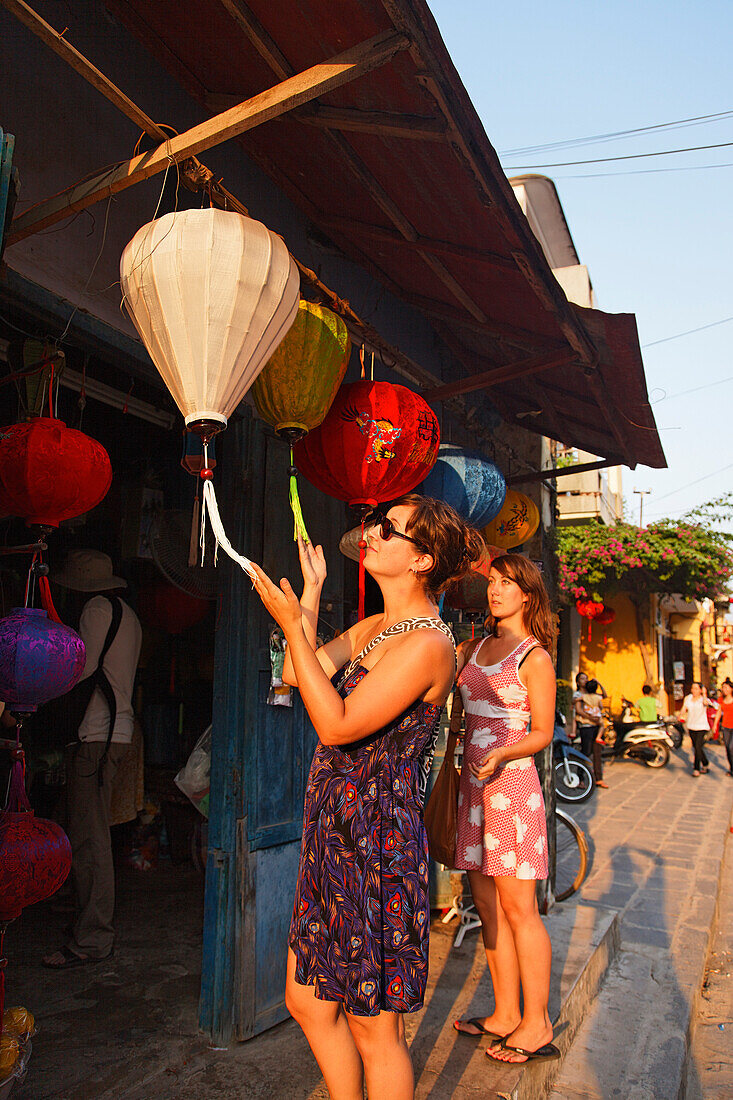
<box><xmin>554</xmin><ymin>808</ymin><xmax>589</xmax><ymax>902</ymax></box>
<box><xmin>554</xmin><ymin>759</ymin><xmax>595</xmax><ymax>803</ymax></box>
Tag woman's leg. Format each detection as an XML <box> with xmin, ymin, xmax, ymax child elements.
<box><xmin>454</xmin><ymin>871</ymin><xmax>521</xmax><ymax>1036</ymax></box>
<box><xmin>578</xmin><ymin>725</ymin><xmax>595</xmax><ymax>761</ymax></box>
<box><xmin>724</xmin><ymin>728</ymin><xmax>733</xmax><ymax>773</ymax></box>
<box><xmin>487</xmin><ymin>876</ymin><xmax>553</xmax><ymax>1064</ymax></box>
<box><xmin>592</xmin><ymin>737</ymin><xmax>604</xmax><ymax>782</ymax></box>
<box><xmin>691</xmin><ymin>731</ymin><xmax>704</xmax><ymax>772</ymax></box>
<box><xmin>700</xmin><ymin>731</ymin><xmax>710</xmax><ymax>769</ymax></box>
<box><xmin>285</xmin><ymin>949</ymin><xmax>364</xmax><ymax>1100</ymax></box>
<box><xmin>345</xmin><ymin>1009</ymin><xmax>413</xmax><ymax>1100</ymax></box>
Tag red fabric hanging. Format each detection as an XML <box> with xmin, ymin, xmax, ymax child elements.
<box><xmin>358</xmin><ymin>519</ymin><xmax>366</xmax><ymax>621</ymax></box>
<box><xmin>38</xmin><ymin>575</ymin><xmax>62</xmax><ymax>624</ymax></box>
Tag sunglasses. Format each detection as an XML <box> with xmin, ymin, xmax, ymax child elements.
<box><xmin>366</xmin><ymin>511</ymin><xmax>426</xmax><ymax>552</ymax></box>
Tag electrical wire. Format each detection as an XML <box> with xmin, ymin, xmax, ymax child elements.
<box><xmin>551</xmin><ymin>161</ymin><xmax>733</xmax><ymax>180</ymax></box>
<box><xmin>56</xmin><ymin>193</ymin><xmax>113</xmax><ymax>345</ymax></box>
<box><xmin>499</xmin><ymin>108</ymin><xmax>733</xmax><ymax>158</ymax></box>
<box><xmin>503</xmin><ymin>139</ymin><xmax>733</xmax><ymax>170</ymax></box>
<box><xmin>652</xmin><ymin>375</ymin><xmax>733</xmax><ymax>404</ymax></box>
<box><xmin>643</xmin><ymin>316</ymin><xmax>733</xmax><ymax>348</ymax></box>
<box><xmin>651</xmin><ymin>462</ymin><xmax>733</xmax><ymax>504</ymax></box>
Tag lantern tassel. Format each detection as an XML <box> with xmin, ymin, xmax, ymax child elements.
<box><xmin>189</xmin><ymin>493</ymin><xmax>201</xmax><ymax>568</ymax></box>
<box><xmin>289</xmin><ymin>447</ymin><xmax>310</xmax><ymax>544</ymax></box>
<box><xmin>358</xmin><ymin>518</ymin><xmax>366</xmax><ymax>621</ymax></box>
<box><xmin>38</xmin><ymin>575</ymin><xmax>63</xmax><ymax>624</ymax></box>
<box><xmin>201</xmin><ymin>478</ymin><xmax>256</xmax><ymax>581</ymax></box>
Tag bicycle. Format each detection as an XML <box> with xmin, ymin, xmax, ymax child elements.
<box><xmin>554</xmin><ymin>806</ymin><xmax>589</xmax><ymax>902</ymax></box>
<box><xmin>441</xmin><ymin>807</ymin><xmax>589</xmax><ymax>944</ymax></box>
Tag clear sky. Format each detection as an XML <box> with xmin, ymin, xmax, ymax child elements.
<box><xmin>429</xmin><ymin>0</ymin><xmax>733</xmax><ymax>524</ymax></box>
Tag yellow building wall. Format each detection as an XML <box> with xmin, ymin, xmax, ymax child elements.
<box><xmin>578</xmin><ymin>593</ymin><xmax>656</xmax><ymax>716</ymax></box>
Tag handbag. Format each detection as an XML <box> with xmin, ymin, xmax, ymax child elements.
<box><xmin>424</xmin><ymin>687</ymin><xmax>463</xmax><ymax>868</ymax></box>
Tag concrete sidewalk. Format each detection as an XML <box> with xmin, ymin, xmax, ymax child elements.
<box><xmin>549</xmin><ymin>739</ymin><xmax>733</xmax><ymax>1100</ymax></box>
<box><xmin>9</xmin><ymin>738</ymin><xmax>732</xmax><ymax>1099</ymax></box>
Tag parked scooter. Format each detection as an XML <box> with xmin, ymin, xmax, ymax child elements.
<box><xmin>554</xmin><ymin>712</ymin><xmax>595</xmax><ymax>803</ymax></box>
<box><xmin>617</xmin><ymin>698</ymin><xmax>684</xmax><ymax>749</ymax></box>
<box><xmin>601</xmin><ymin>700</ymin><xmax>674</xmax><ymax>767</ymax></box>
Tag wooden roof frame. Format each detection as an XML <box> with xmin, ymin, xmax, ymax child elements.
<box><xmin>2</xmin><ymin>0</ymin><xmax>666</xmax><ymax>471</ymax></box>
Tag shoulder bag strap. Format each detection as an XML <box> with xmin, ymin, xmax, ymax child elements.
<box><xmin>94</xmin><ymin>596</ymin><xmax>123</xmax><ymax>785</ymax></box>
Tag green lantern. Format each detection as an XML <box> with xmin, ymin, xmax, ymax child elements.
<box><xmin>252</xmin><ymin>301</ymin><xmax>351</xmax><ymax>541</ymax></box>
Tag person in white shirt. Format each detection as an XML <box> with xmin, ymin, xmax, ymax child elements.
<box><xmin>679</xmin><ymin>682</ymin><xmax>710</xmax><ymax>777</ymax></box>
<box><xmin>43</xmin><ymin>550</ymin><xmax>142</xmax><ymax>968</ymax></box>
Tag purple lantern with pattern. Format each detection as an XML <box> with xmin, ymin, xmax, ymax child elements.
<box><xmin>0</xmin><ymin>608</ymin><xmax>86</xmax><ymax>714</ymax></box>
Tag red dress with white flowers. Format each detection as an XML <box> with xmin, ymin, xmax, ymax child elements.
<box><xmin>455</xmin><ymin>636</ymin><xmax>548</xmax><ymax>879</ymax></box>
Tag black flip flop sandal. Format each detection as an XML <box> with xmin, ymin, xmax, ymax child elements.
<box><xmin>487</xmin><ymin>1039</ymin><xmax>561</xmax><ymax>1062</ymax></box>
<box><xmin>453</xmin><ymin>1018</ymin><xmax>507</xmax><ymax>1040</ymax></box>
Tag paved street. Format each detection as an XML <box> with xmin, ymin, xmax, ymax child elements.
<box><xmin>550</xmin><ymin>736</ymin><xmax>733</xmax><ymax>1099</ymax></box>
<box><xmin>10</xmin><ymin>734</ymin><xmax>733</xmax><ymax>1099</ymax></box>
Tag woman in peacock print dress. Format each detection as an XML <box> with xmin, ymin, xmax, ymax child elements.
<box><xmin>251</xmin><ymin>494</ymin><xmax>483</xmax><ymax>1100</ymax></box>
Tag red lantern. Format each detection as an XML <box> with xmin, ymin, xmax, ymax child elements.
<box><xmin>294</xmin><ymin>381</ymin><xmax>440</xmax><ymax>511</ymax></box>
<box><xmin>0</xmin><ymin>749</ymin><xmax>71</xmax><ymax>1037</ymax></box>
<box><xmin>139</xmin><ymin>582</ymin><xmax>209</xmax><ymax>636</ymax></box>
<box><xmin>0</xmin><ymin>418</ymin><xmax>112</xmax><ymax>528</ymax></box>
<box><xmin>595</xmin><ymin>605</ymin><xmax>616</xmax><ymax>626</ymax></box>
<box><xmin>295</xmin><ymin>381</ymin><xmax>440</xmax><ymax>619</ymax></box>
<box><xmin>576</xmin><ymin>598</ymin><xmax>605</xmax><ymax>642</ymax></box>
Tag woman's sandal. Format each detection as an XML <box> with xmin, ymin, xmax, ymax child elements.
<box><xmin>453</xmin><ymin>1018</ymin><xmax>507</xmax><ymax>1040</ymax></box>
<box><xmin>486</xmin><ymin>1038</ymin><xmax>561</xmax><ymax>1062</ymax></box>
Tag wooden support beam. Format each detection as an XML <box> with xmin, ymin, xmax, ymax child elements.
<box><xmin>399</xmin><ymin>290</ymin><xmax>566</xmax><ymax>348</ymax></box>
<box><xmin>300</xmin><ymin>105</ymin><xmax>447</xmax><ymax>140</ymax></box>
<box><xmin>7</xmin><ymin>30</ymin><xmax>410</xmax><ymax>244</ymax></box>
<box><xmin>507</xmin><ymin>459</ymin><xmax>617</xmax><ymax>486</ymax></box>
<box><xmin>203</xmin><ymin>97</ymin><xmax>448</xmax><ymax>141</ymax></box>
<box><xmin>216</xmin><ymin>0</ymin><xmax>291</xmax><ymax>80</ymax></box>
<box><xmin>322</xmin><ymin>215</ymin><xmax>517</xmax><ymax>270</ymax></box>
<box><xmin>423</xmin><ymin>350</ymin><xmax>577</xmax><ymax>400</ymax></box>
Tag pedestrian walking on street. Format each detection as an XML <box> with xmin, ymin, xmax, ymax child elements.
<box><xmin>713</xmin><ymin>679</ymin><xmax>733</xmax><ymax>775</ymax></box>
<box><xmin>452</xmin><ymin>555</ymin><xmax>559</xmax><ymax>1065</ymax></box>
<box><xmin>251</xmin><ymin>495</ymin><xmax>483</xmax><ymax>1100</ymax></box>
<box><xmin>680</xmin><ymin>681</ymin><xmax>711</xmax><ymax>777</ymax></box>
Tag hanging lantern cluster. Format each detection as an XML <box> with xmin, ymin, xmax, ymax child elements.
<box><xmin>121</xmin><ymin>208</ymin><xmax>300</xmax><ymax>580</ymax></box>
<box><xmin>483</xmin><ymin>489</ymin><xmax>540</xmax><ymax>549</ymax></box>
<box><xmin>576</xmin><ymin>598</ymin><xmax>608</xmax><ymax>642</ymax></box>
<box><xmin>252</xmin><ymin>300</ymin><xmax>351</xmax><ymax>543</ymax></box>
<box><xmin>296</xmin><ymin>380</ymin><xmax>440</xmax><ymax>618</ymax></box>
<box><xmin>422</xmin><ymin>444</ymin><xmax>506</xmax><ymax>527</ymax></box>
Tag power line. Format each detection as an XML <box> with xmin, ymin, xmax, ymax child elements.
<box><xmin>499</xmin><ymin>108</ymin><xmax>733</xmax><ymax>158</ymax></box>
<box><xmin>503</xmin><ymin>139</ymin><xmax>733</xmax><ymax>170</ymax></box>
<box><xmin>643</xmin><ymin>316</ymin><xmax>733</xmax><ymax>348</ymax></box>
<box><xmin>551</xmin><ymin>160</ymin><xmax>733</xmax><ymax>180</ymax></box>
<box><xmin>653</xmin><ymin>375</ymin><xmax>733</xmax><ymax>403</ymax></box>
<box><xmin>652</xmin><ymin>462</ymin><xmax>733</xmax><ymax>504</ymax></box>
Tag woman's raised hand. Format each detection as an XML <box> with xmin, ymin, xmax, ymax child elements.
<box><xmin>251</xmin><ymin>563</ymin><xmax>303</xmax><ymax>635</ymax></box>
<box><xmin>298</xmin><ymin>536</ymin><xmax>327</xmax><ymax>590</ymax></box>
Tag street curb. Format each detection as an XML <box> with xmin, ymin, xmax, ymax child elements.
<box><xmin>678</xmin><ymin>805</ymin><xmax>733</xmax><ymax>1100</ymax></box>
<box><xmin>501</xmin><ymin>904</ymin><xmax>621</xmax><ymax>1100</ymax></box>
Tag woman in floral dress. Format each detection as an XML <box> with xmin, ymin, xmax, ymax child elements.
<box><xmin>252</xmin><ymin>495</ymin><xmax>483</xmax><ymax>1100</ymax></box>
<box><xmin>452</xmin><ymin>555</ymin><xmax>558</xmax><ymax>1064</ymax></box>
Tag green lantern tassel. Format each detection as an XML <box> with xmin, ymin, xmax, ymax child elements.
<box><xmin>289</xmin><ymin>446</ymin><xmax>310</xmax><ymax>544</ymax></box>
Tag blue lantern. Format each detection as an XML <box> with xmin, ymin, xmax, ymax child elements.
<box><xmin>422</xmin><ymin>444</ymin><xmax>506</xmax><ymax>527</ymax></box>
<box><xmin>0</xmin><ymin>608</ymin><xmax>86</xmax><ymax>714</ymax></box>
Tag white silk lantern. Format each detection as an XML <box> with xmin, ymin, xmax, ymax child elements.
<box><xmin>120</xmin><ymin>209</ymin><xmax>300</xmax><ymax>578</ymax></box>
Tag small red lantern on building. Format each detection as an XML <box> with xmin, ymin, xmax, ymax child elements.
<box><xmin>576</xmin><ymin>598</ymin><xmax>606</xmax><ymax>642</ymax></box>
<box><xmin>0</xmin><ymin>417</ymin><xmax>112</xmax><ymax>528</ymax></box>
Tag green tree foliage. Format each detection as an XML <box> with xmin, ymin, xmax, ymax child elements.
<box><xmin>556</xmin><ymin>519</ymin><xmax>733</xmax><ymax>604</ymax></box>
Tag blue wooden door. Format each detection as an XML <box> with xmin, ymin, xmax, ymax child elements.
<box><xmin>199</xmin><ymin>412</ymin><xmax>344</xmax><ymax>1042</ymax></box>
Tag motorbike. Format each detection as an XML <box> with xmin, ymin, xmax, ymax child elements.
<box><xmin>618</xmin><ymin>698</ymin><xmax>684</xmax><ymax>749</ymax></box>
<box><xmin>554</xmin><ymin>712</ymin><xmax>595</xmax><ymax>803</ymax></box>
<box><xmin>600</xmin><ymin>699</ymin><xmax>674</xmax><ymax>767</ymax></box>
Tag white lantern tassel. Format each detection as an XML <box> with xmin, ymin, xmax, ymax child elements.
<box><xmin>201</xmin><ymin>478</ymin><xmax>256</xmax><ymax>581</ymax></box>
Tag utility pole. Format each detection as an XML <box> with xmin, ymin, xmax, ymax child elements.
<box><xmin>633</xmin><ymin>487</ymin><xmax>652</xmax><ymax>530</ymax></box>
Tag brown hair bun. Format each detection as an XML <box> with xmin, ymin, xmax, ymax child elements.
<box><xmin>391</xmin><ymin>494</ymin><xmax>485</xmax><ymax>597</ymax></box>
